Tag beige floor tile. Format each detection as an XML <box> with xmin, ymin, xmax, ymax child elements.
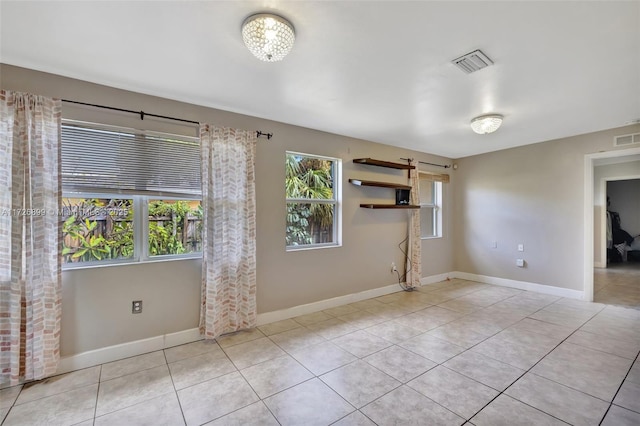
<box><xmin>223</xmin><ymin>337</ymin><xmax>286</xmax><ymax>369</ymax></box>
<box><xmin>205</xmin><ymin>401</ymin><xmax>279</xmax><ymax>426</ymax></box>
<box><xmin>240</xmin><ymin>355</ymin><xmax>313</xmax><ymax>398</ymax></box>
<box><xmin>361</xmin><ymin>385</ymin><xmax>464</xmax><ymax>425</ymax></box>
<box><xmin>364</xmin><ymin>345</ymin><xmax>436</xmax><ymax>383</ymax></box>
<box><xmin>507</xmin><ymin>318</ymin><xmax>576</xmax><ymax>340</ymax></box>
<box><xmin>579</xmin><ymin>316</ymin><xmax>640</xmax><ymax>343</ymax></box>
<box><xmin>320</xmin><ymin>360</ymin><xmax>400</xmax><ymax>408</ymax></box>
<box><xmin>3</xmin><ymin>384</ymin><xmax>97</xmax><ymax>426</ymax></box>
<box><xmin>331</xmin><ymin>330</ymin><xmax>392</xmax><ymax>358</ymax></box>
<box><xmin>268</xmin><ymin>327</ymin><xmax>326</xmax><ymax>352</ymax></box>
<box><xmin>392</xmin><ymin>307</ymin><xmax>461</xmax><ymax>332</ymax></box>
<box><xmin>348</xmin><ymin>298</ymin><xmax>386</xmax><ymax>311</ymax></box>
<box><xmin>101</xmin><ymin>351</ymin><xmax>166</xmax><ymax>381</ymax></box>
<box><xmin>337</xmin><ymin>310</ymin><xmax>387</xmax><ymax>329</ymax></box>
<box><xmin>94</xmin><ymin>392</ymin><xmax>184</xmax><ymax>426</ymax></box>
<box><xmin>305</xmin><ymin>317</ymin><xmax>360</xmax><ymax>340</ymax></box>
<box><xmin>332</xmin><ymin>410</ymin><xmax>376</xmax><ymax>426</ymax></box>
<box><xmin>96</xmin><ymin>364</ymin><xmax>174</xmax><ymax>417</ymax></box>
<box><xmin>178</xmin><ymin>371</ymin><xmax>259</xmax><ymax>426</ymax></box>
<box><xmin>613</xmin><ymin>380</ymin><xmax>640</xmax><ymax>413</ymax></box>
<box><xmin>399</xmin><ymin>333</ymin><xmax>464</xmax><ymax>363</ymax></box>
<box><xmin>437</xmin><ymin>298</ymin><xmax>482</xmax><ymax>314</ymax></box>
<box><xmin>1</xmin><ymin>409</ymin><xmax>9</xmax><ymax>424</ymax></box>
<box><xmin>289</xmin><ymin>341</ymin><xmax>357</xmax><ymax>375</ymax></box>
<box><xmin>471</xmin><ymin>394</ymin><xmax>566</xmax><ymax>426</ymax></box>
<box><xmin>470</xmin><ymin>335</ymin><xmax>553</xmax><ymax>371</ymax></box>
<box><xmin>169</xmin><ymin>350</ymin><xmax>236</xmax><ymax>390</ymax></box>
<box><xmin>443</xmin><ymin>351</ymin><xmax>524</xmax><ymax>391</ymax></box>
<box><xmin>529</xmin><ymin>308</ymin><xmax>595</xmax><ymax>329</ymax></box>
<box><xmin>364</xmin><ymin>320</ymin><xmax>422</xmax><ymax>344</ymax></box>
<box><xmin>0</xmin><ymin>385</ymin><xmax>22</xmax><ymax>409</ymax></box>
<box><xmin>257</xmin><ymin>319</ymin><xmax>301</xmax><ymax>336</ymax></box>
<box><xmin>626</xmin><ymin>360</ymin><xmax>640</xmax><ymax>385</ymax></box>
<box><xmin>16</xmin><ymin>366</ymin><xmax>100</xmax><ymax>405</ymax></box>
<box><xmin>408</xmin><ymin>365</ymin><xmax>498</xmax><ymax>419</ymax></box>
<box><xmin>323</xmin><ymin>304</ymin><xmax>361</xmax><ymax>317</ymax></box>
<box><xmin>164</xmin><ymin>339</ymin><xmax>223</xmax><ymax>363</ymax></box>
<box><xmin>426</xmin><ymin>322</ymin><xmax>489</xmax><ymax>348</ymax></box>
<box><xmin>531</xmin><ymin>342</ymin><xmax>633</xmax><ymax>401</ymax></box>
<box><xmin>602</xmin><ymin>405</ymin><xmax>640</xmax><ymax>426</ymax></box>
<box><xmin>505</xmin><ymin>373</ymin><xmax>609</xmax><ymax>426</ymax></box>
<box><xmin>566</xmin><ymin>330</ymin><xmax>640</xmax><ymax>359</ymax></box>
<box><xmin>263</xmin><ymin>378</ymin><xmax>354</xmax><ymax>426</ymax></box>
<box><xmin>293</xmin><ymin>311</ymin><xmax>334</xmax><ymax>326</ymax></box>
<box><xmin>216</xmin><ymin>328</ymin><xmax>265</xmax><ymax>349</ymax></box>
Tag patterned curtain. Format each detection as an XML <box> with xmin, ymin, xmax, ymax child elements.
<box><xmin>0</xmin><ymin>90</ymin><xmax>62</xmax><ymax>387</ymax></box>
<box><xmin>199</xmin><ymin>124</ymin><xmax>257</xmax><ymax>339</ymax></box>
<box><xmin>406</xmin><ymin>159</ymin><xmax>421</xmax><ymax>288</ymax></box>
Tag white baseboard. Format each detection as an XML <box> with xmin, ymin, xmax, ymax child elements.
<box><xmin>451</xmin><ymin>271</ymin><xmax>584</xmax><ymax>300</ymax></box>
<box><xmin>420</xmin><ymin>272</ymin><xmax>452</xmax><ymax>286</ymax></box>
<box><xmin>594</xmin><ymin>261</ymin><xmax>606</xmax><ymax>269</ymax></box>
<box><xmin>256</xmin><ymin>282</ymin><xmax>403</xmax><ymax>326</ymax></box>
<box><xmin>57</xmin><ymin>328</ymin><xmax>201</xmax><ymax>375</ymax></box>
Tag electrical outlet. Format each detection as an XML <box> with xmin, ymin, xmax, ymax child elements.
<box><xmin>516</xmin><ymin>259</ymin><xmax>525</xmax><ymax>267</ymax></box>
<box><xmin>132</xmin><ymin>300</ymin><xmax>143</xmax><ymax>314</ymax></box>
<box><xmin>391</xmin><ymin>262</ymin><xmax>397</xmax><ymax>273</ymax></box>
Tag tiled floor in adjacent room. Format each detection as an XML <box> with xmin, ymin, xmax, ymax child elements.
<box><xmin>2</xmin><ymin>279</ymin><xmax>640</xmax><ymax>425</ymax></box>
<box><xmin>594</xmin><ymin>263</ymin><xmax>640</xmax><ymax>309</ymax></box>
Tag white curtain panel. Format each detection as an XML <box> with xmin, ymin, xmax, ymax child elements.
<box><xmin>0</xmin><ymin>90</ymin><xmax>62</xmax><ymax>387</ymax></box>
<box><xmin>199</xmin><ymin>124</ymin><xmax>257</xmax><ymax>339</ymax></box>
<box><xmin>406</xmin><ymin>159</ymin><xmax>422</xmax><ymax>288</ymax></box>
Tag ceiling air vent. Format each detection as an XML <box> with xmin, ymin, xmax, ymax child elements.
<box><xmin>614</xmin><ymin>133</ymin><xmax>640</xmax><ymax>147</ymax></box>
<box><xmin>452</xmin><ymin>49</ymin><xmax>494</xmax><ymax>74</ymax></box>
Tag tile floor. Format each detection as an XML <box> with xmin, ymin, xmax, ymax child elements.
<box><xmin>2</xmin><ymin>278</ymin><xmax>640</xmax><ymax>426</ymax></box>
<box><xmin>594</xmin><ymin>263</ymin><xmax>640</xmax><ymax>308</ymax></box>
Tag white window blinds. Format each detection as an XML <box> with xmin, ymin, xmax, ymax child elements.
<box><xmin>61</xmin><ymin>121</ymin><xmax>201</xmax><ymax>196</ymax></box>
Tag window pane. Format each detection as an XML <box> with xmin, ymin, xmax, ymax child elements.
<box><xmin>420</xmin><ymin>206</ymin><xmax>436</xmax><ymax>238</ymax></box>
<box><xmin>148</xmin><ymin>200</ymin><xmax>203</xmax><ymax>256</ymax></box>
<box><xmin>419</xmin><ymin>179</ymin><xmax>435</xmax><ymax>204</ymax></box>
<box><xmin>286</xmin><ymin>154</ymin><xmax>334</xmax><ymax>200</ymax></box>
<box><xmin>286</xmin><ymin>203</ymin><xmax>335</xmax><ymax>246</ymax></box>
<box><xmin>62</xmin><ymin>198</ymin><xmax>133</xmax><ymax>263</ymax></box>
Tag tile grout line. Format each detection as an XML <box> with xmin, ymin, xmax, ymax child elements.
<box><xmin>162</xmin><ymin>349</ymin><xmax>188</xmax><ymax>426</ymax></box>
<box><xmin>598</xmin><ymin>350</ymin><xmax>640</xmax><ymax>425</ymax></box>
<box><xmin>91</xmin><ymin>365</ymin><xmax>103</xmax><ymax>425</ymax></box>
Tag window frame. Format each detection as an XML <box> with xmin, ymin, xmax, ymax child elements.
<box><xmin>285</xmin><ymin>151</ymin><xmax>342</xmax><ymax>251</ymax></box>
<box><xmin>62</xmin><ymin>193</ymin><xmax>203</xmax><ymax>270</ymax></box>
<box><xmin>419</xmin><ymin>175</ymin><xmax>443</xmax><ymax>240</ymax></box>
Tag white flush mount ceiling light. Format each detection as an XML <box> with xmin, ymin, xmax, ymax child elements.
<box><xmin>242</xmin><ymin>13</ymin><xmax>295</xmax><ymax>62</ymax></box>
<box><xmin>470</xmin><ymin>114</ymin><xmax>504</xmax><ymax>134</ymax></box>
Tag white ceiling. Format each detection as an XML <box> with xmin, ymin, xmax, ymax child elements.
<box><xmin>2</xmin><ymin>1</ymin><xmax>639</xmax><ymax>159</ymax></box>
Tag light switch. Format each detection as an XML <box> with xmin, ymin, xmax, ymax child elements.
<box><xmin>518</xmin><ymin>244</ymin><xmax>524</xmax><ymax>252</ymax></box>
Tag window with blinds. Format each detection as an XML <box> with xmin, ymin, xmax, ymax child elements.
<box><xmin>61</xmin><ymin>121</ymin><xmax>201</xmax><ymax>196</ymax></box>
<box><xmin>60</xmin><ymin>121</ymin><xmax>203</xmax><ymax>269</ymax></box>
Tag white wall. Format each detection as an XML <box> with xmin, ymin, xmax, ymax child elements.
<box><xmin>454</xmin><ymin>126</ymin><xmax>640</xmax><ymax>292</ymax></box>
<box><xmin>2</xmin><ymin>65</ymin><xmax>455</xmax><ymax>357</ymax></box>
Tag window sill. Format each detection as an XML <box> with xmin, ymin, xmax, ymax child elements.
<box><xmin>286</xmin><ymin>243</ymin><xmax>342</xmax><ymax>252</ymax></box>
<box><xmin>421</xmin><ymin>236</ymin><xmax>442</xmax><ymax>241</ymax></box>
<box><xmin>62</xmin><ymin>253</ymin><xmax>202</xmax><ymax>271</ymax></box>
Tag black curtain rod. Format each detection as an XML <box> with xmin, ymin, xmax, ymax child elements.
<box><xmin>61</xmin><ymin>99</ymin><xmax>273</xmax><ymax>139</ymax></box>
<box><xmin>400</xmin><ymin>158</ymin><xmax>450</xmax><ymax>169</ymax></box>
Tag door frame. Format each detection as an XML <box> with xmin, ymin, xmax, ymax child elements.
<box><xmin>584</xmin><ymin>146</ymin><xmax>640</xmax><ymax>301</ymax></box>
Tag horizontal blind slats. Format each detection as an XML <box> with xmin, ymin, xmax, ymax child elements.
<box><xmin>61</xmin><ymin>123</ymin><xmax>202</xmax><ymax>196</ymax></box>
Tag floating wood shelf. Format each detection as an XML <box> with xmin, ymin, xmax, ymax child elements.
<box><xmin>360</xmin><ymin>204</ymin><xmax>420</xmax><ymax>209</ymax></box>
<box><xmin>349</xmin><ymin>179</ymin><xmax>411</xmax><ymax>190</ymax></box>
<box><xmin>353</xmin><ymin>158</ymin><xmax>415</xmax><ymax>170</ymax></box>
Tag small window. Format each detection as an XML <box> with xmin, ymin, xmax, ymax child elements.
<box><xmin>285</xmin><ymin>152</ymin><xmax>341</xmax><ymax>250</ymax></box>
<box><xmin>62</xmin><ymin>197</ymin><xmax>134</xmax><ymax>263</ymax></box>
<box><xmin>420</xmin><ymin>177</ymin><xmax>442</xmax><ymax>239</ymax></box>
<box><xmin>148</xmin><ymin>199</ymin><xmax>203</xmax><ymax>256</ymax></box>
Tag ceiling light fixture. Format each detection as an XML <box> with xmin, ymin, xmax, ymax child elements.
<box><xmin>470</xmin><ymin>114</ymin><xmax>503</xmax><ymax>134</ymax></box>
<box><xmin>242</xmin><ymin>13</ymin><xmax>295</xmax><ymax>62</ymax></box>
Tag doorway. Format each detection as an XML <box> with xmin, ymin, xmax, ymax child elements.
<box><xmin>584</xmin><ymin>147</ymin><xmax>640</xmax><ymax>303</ymax></box>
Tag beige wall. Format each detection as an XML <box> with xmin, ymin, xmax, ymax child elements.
<box><xmin>454</xmin><ymin>126</ymin><xmax>640</xmax><ymax>292</ymax></box>
<box><xmin>1</xmin><ymin>65</ymin><xmax>454</xmax><ymax>356</ymax></box>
